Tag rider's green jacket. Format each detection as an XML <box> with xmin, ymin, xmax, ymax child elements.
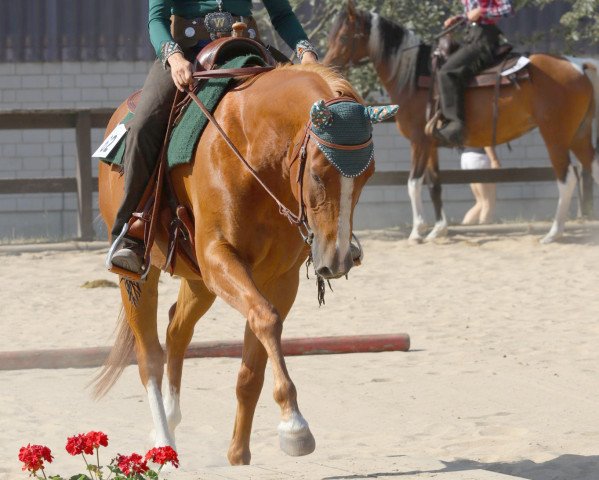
<box><xmin>148</xmin><ymin>0</ymin><xmax>309</xmax><ymax>56</ymax></box>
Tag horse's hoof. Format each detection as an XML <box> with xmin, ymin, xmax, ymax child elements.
<box><xmin>279</xmin><ymin>427</ymin><xmax>316</xmax><ymax>457</ymax></box>
<box><xmin>278</xmin><ymin>414</ymin><xmax>316</xmax><ymax>457</ymax></box>
<box><xmin>408</xmin><ymin>234</ymin><xmax>424</xmax><ymax>245</ymax></box>
<box><xmin>425</xmin><ymin>226</ymin><xmax>448</xmax><ymax>242</ymax></box>
<box><xmin>540</xmin><ymin>234</ymin><xmax>560</xmax><ymax>244</ymax></box>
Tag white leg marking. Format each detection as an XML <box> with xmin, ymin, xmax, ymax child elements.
<box><xmin>426</xmin><ymin>211</ymin><xmax>449</xmax><ymax>241</ymax></box>
<box><xmin>163</xmin><ymin>377</ymin><xmax>181</xmax><ymax>438</ymax></box>
<box><xmin>147</xmin><ymin>378</ymin><xmax>176</xmax><ymax>448</ymax></box>
<box><xmin>408</xmin><ymin>177</ymin><xmax>427</xmax><ymax>241</ymax></box>
<box><xmin>336</xmin><ymin>177</ymin><xmax>354</xmax><ymax>262</ymax></box>
<box><xmin>277</xmin><ymin>410</ymin><xmax>315</xmax><ymax>457</ymax></box>
<box><xmin>541</xmin><ymin>164</ymin><xmax>577</xmax><ymax>244</ymax></box>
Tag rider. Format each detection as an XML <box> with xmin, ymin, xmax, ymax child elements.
<box><xmin>435</xmin><ymin>0</ymin><xmax>514</xmax><ymax>146</ymax></box>
<box><xmin>110</xmin><ymin>0</ymin><xmax>318</xmax><ymax>274</ymax></box>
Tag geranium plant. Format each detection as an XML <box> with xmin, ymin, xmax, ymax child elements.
<box><xmin>18</xmin><ymin>431</ymin><xmax>179</xmax><ymax>480</ymax></box>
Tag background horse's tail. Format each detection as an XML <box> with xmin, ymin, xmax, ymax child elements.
<box><xmin>90</xmin><ymin>307</ymin><xmax>135</xmax><ymax>399</ymax></box>
<box><xmin>582</xmin><ymin>59</ymin><xmax>599</xmax><ymax>153</ymax></box>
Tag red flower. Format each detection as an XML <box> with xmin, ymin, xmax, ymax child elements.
<box><xmin>85</xmin><ymin>431</ymin><xmax>108</xmax><ymax>449</ymax></box>
<box><xmin>18</xmin><ymin>444</ymin><xmax>53</xmax><ymax>473</ymax></box>
<box><xmin>116</xmin><ymin>453</ymin><xmax>149</xmax><ymax>476</ymax></box>
<box><xmin>145</xmin><ymin>446</ymin><xmax>179</xmax><ymax>468</ymax></box>
<box><xmin>65</xmin><ymin>434</ymin><xmax>94</xmax><ymax>456</ymax></box>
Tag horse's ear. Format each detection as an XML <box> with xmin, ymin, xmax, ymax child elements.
<box><xmin>310</xmin><ymin>100</ymin><xmax>334</xmax><ymax>128</ymax></box>
<box><xmin>347</xmin><ymin>0</ymin><xmax>357</xmax><ymax>19</ymax></box>
<box><xmin>365</xmin><ymin>105</ymin><xmax>399</xmax><ymax>124</ymax></box>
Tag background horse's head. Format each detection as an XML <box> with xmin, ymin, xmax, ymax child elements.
<box><xmin>290</xmin><ymin>80</ymin><xmax>397</xmax><ymax>279</ymax></box>
<box><xmin>323</xmin><ymin>0</ymin><xmax>371</xmax><ymax>68</ymax></box>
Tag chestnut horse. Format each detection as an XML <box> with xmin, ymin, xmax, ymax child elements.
<box><xmin>324</xmin><ymin>1</ymin><xmax>599</xmax><ymax>243</ymax></box>
<box><xmin>94</xmin><ymin>64</ymin><xmax>380</xmax><ymax>465</ymax></box>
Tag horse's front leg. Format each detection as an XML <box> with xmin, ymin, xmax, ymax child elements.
<box><xmin>201</xmin><ymin>245</ymin><xmax>314</xmax><ymax>465</ymax></box>
<box><xmin>424</xmin><ymin>145</ymin><xmax>448</xmax><ymax>241</ymax></box>
<box><xmin>408</xmin><ymin>140</ymin><xmax>429</xmax><ymax>243</ymax></box>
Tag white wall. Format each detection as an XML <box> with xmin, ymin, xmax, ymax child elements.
<box><xmin>0</xmin><ymin>61</ymin><xmax>596</xmax><ymax>239</ymax></box>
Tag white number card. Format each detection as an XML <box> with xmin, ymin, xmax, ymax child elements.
<box><xmin>93</xmin><ymin>123</ymin><xmax>128</xmax><ymax>158</ymax></box>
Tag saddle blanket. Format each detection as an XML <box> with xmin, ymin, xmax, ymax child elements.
<box><xmin>500</xmin><ymin>56</ymin><xmax>530</xmax><ymax>76</ymax></box>
<box><xmin>99</xmin><ymin>53</ymin><xmax>265</xmax><ymax>170</ymax></box>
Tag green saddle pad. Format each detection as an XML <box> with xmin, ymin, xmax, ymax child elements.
<box><xmin>102</xmin><ymin>54</ymin><xmax>266</xmax><ymax>170</ymax></box>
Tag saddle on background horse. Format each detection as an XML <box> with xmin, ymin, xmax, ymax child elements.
<box><xmin>107</xmin><ymin>35</ymin><xmax>280</xmax><ymax>282</ymax></box>
<box><xmin>421</xmin><ymin>34</ymin><xmax>531</xmax><ymax>143</ymax></box>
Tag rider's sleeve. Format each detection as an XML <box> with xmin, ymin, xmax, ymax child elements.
<box><xmin>480</xmin><ymin>0</ymin><xmax>514</xmax><ymax>19</ymax></box>
<box><xmin>262</xmin><ymin>0</ymin><xmax>309</xmax><ymax>51</ymax></box>
<box><xmin>148</xmin><ymin>0</ymin><xmax>175</xmax><ymax>57</ymax></box>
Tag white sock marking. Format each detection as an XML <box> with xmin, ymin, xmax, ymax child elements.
<box><xmin>147</xmin><ymin>378</ymin><xmax>175</xmax><ymax>447</ymax></box>
<box><xmin>408</xmin><ymin>177</ymin><xmax>426</xmax><ymax>238</ymax></box>
<box><xmin>543</xmin><ymin>164</ymin><xmax>577</xmax><ymax>242</ymax></box>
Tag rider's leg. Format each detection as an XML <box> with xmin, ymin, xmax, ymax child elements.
<box><xmin>110</xmin><ymin>60</ymin><xmax>178</xmax><ymax>272</ymax></box>
<box><xmin>436</xmin><ymin>25</ymin><xmax>498</xmax><ymax>145</ymax></box>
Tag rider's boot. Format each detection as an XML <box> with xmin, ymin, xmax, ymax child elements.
<box><xmin>111</xmin><ymin>237</ymin><xmax>145</xmax><ymax>274</ymax></box>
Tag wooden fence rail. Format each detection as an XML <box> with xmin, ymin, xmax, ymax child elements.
<box><xmin>0</xmin><ymin>109</ymin><xmax>591</xmax><ymax>240</ymax></box>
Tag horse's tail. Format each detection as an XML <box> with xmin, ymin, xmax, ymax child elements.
<box><xmin>90</xmin><ymin>307</ymin><xmax>135</xmax><ymax>399</ymax></box>
<box><xmin>582</xmin><ymin>59</ymin><xmax>599</xmax><ymax>153</ymax></box>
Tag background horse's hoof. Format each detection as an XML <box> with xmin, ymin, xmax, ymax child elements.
<box><xmin>278</xmin><ymin>427</ymin><xmax>316</xmax><ymax>456</ymax></box>
<box><xmin>540</xmin><ymin>233</ymin><xmax>561</xmax><ymax>244</ymax></box>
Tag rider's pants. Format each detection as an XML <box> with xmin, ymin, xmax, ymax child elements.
<box><xmin>437</xmin><ymin>23</ymin><xmax>500</xmax><ymax>126</ymax></box>
<box><xmin>111</xmin><ymin>60</ymin><xmax>178</xmax><ymax>239</ymax></box>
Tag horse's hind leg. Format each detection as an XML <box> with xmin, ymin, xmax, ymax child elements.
<box><xmin>228</xmin><ymin>269</ymin><xmax>303</xmax><ymax>465</ymax></box>
<box><xmin>164</xmin><ymin>279</ymin><xmax>215</xmax><ymax>440</ymax></box>
<box><xmin>540</xmin><ymin>142</ymin><xmax>577</xmax><ymax>244</ymax></box>
<box><xmin>407</xmin><ymin>139</ymin><xmax>429</xmax><ymax>243</ymax></box>
<box><xmin>120</xmin><ymin>267</ymin><xmax>174</xmax><ymax>447</ymax></box>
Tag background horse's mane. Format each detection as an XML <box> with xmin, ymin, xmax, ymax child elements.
<box><xmin>329</xmin><ymin>8</ymin><xmax>421</xmax><ymax>94</ymax></box>
<box><xmin>277</xmin><ymin>63</ymin><xmax>363</xmax><ymax>102</ymax></box>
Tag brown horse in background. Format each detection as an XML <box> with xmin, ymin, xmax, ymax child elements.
<box><xmin>324</xmin><ymin>0</ymin><xmax>599</xmax><ymax>243</ymax></box>
<box><xmin>95</xmin><ymin>64</ymin><xmax>374</xmax><ymax>464</ymax></box>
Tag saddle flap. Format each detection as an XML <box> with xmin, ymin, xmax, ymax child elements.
<box><xmin>195</xmin><ymin>37</ymin><xmax>276</xmax><ymax>71</ymax></box>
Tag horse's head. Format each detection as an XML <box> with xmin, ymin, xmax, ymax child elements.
<box><xmin>323</xmin><ymin>0</ymin><xmax>371</xmax><ymax>68</ymax></box>
<box><xmin>292</xmin><ymin>98</ymin><xmax>398</xmax><ymax>280</ymax></box>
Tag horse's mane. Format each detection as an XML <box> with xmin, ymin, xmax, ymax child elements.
<box><xmin>277</xmin><ymin>63</ymin><xmax>364</xmax><ymax>103</ymax></box>
<box><xmin>330</xmin><ymin>8</ymin><xmax>422</xmax><ymax>94</ymax></box>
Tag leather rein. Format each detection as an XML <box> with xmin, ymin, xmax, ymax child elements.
<box><xmin>186</xmin><ymin>69</ymin><xmax>365</xmax><ymax>246</ymax></box>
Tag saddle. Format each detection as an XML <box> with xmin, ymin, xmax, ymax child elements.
<box><xmin>109</xmin><ymin>36</ymin><xmax>279</xmax><ymax>282</ymax></box>
<box><xmin>422</xmin><ymin>34</ymin><xmax>531</xmax><ymax>144</ymax></box>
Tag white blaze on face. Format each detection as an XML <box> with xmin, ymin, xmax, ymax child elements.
<box><xmin>336</xmin><ymin>177</ymin><xmax>354</xmax><ymax>261</ymax></box>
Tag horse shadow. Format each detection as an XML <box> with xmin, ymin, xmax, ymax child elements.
<box><xmin>322</xmin><ymin>454</ymin><xmax>599</xmax><ymax>480</ymax></box>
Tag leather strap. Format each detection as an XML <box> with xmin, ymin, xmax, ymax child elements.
<box><xmin>193</xmin><ymin>65</ymin><xmax>275</xmax><ymax>79</ymax></box>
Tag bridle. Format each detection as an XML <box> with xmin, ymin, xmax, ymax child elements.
<box><xmin>185</xmin><ymin>82</ymin><xmax>369</xmax><ymax>248</ymax></box>
<box><xmin>335</xmin><ymin>13</ymin><xmax>370</xmax><ymax>68</ymax></box>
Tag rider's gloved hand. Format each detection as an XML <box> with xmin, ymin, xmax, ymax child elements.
<box><xmin>168</xmin><ymin>52</ymin><xmax>195</xmax><ymax>92</ymax></box>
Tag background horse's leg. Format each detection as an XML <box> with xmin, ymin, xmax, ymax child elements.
<box><xmin>228</xmin><ymin>269</ymin><xmax>301</xmax><ymax>465</ymax></box>
<box><xmin>424</xmin><ymin>146</ymin><xmax>449</xmax><ymax>241</ymax></box>
<box><xmin>407</xmin><ymin>139</ymin><xmax>429</xmax><ymax>243</ymax></box>
<box><xmin>119</xmin><ymin>267</ymin><xmax>174</xmax><ymax>447</ymax></box>
<box><xmin>200</xmin><ymin>245</ymin><xmax>314</xmax><ymax>464</ymax></box>
<box><xmin>164</xmin><ymin>279</ymin><xmax>216</xmax><ymax>442</ymax></box>
<box><xmin>540</xmin><ymin>141</ymin><xmax>577</xmax><ymax>244</ymax></box>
